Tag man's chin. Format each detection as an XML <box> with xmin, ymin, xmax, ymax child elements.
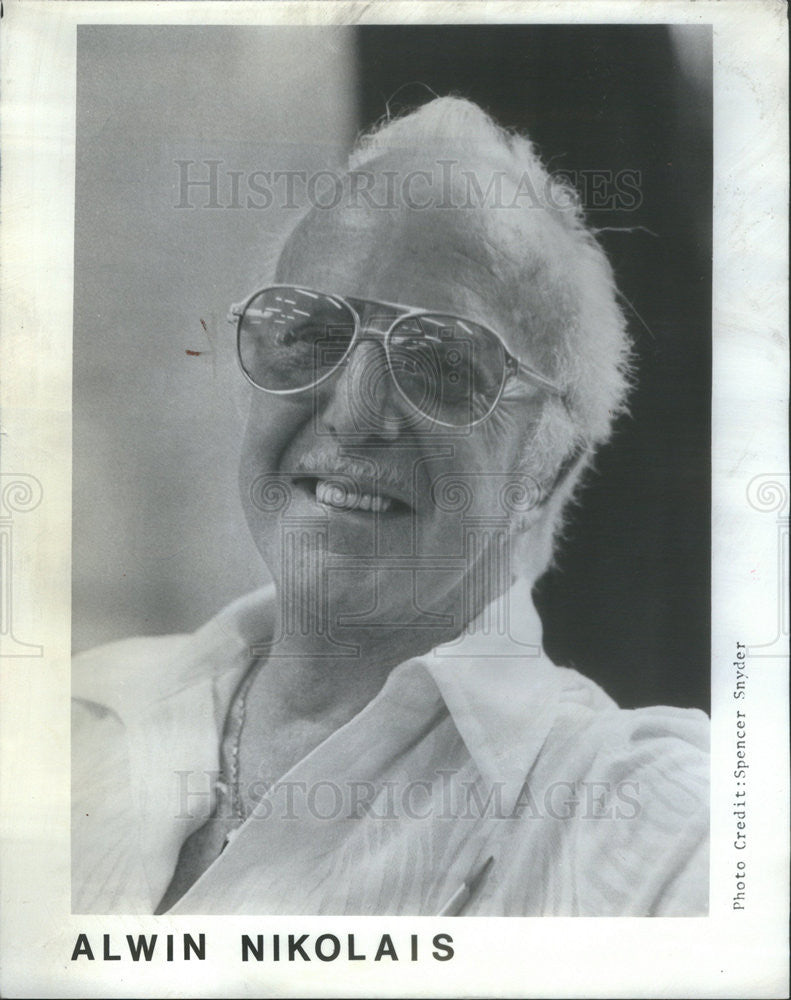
<box><xmin>266</xmin><ymin>556</ymin><xmax>463</xmax><ymax>629</ymax></box>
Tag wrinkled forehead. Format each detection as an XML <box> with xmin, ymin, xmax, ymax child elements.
<box><xmin>277</xmin><ymin>205</ymin><xmax>500</xmax><ymax>311</ymax></box>
<box><xmin>272</xmin><ymin>160</ymin><xmax>574</xmax><ymax>357</ymax></box>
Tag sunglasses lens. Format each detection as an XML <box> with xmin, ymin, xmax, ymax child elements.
<box><xmin>388</xmin><ymin>315</ymin><xmax>507</xmax><ymax>426</ymax></box>
<box><xmin>237</xmin><ymin>287</ymin><xmax>355</xmax><ymax>391</ymax></box>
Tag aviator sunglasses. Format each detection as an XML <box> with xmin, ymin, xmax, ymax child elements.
<box><xmin>228</xmin><ymin>284</ymin><xmax>564</xmax><ymax>429</ymax></box>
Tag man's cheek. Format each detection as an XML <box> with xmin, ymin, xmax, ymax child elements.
<box><xmin>413</xmin><ymin>506</ymin><xmax>463</xmax><ymax>561</ymax></box>
<box><xmin>238</xmin><ymin>436</ymin><xmax>294</xmax><ymax>553</ymax></box>
<box><xmin>239</xmin><ymin>405</ymin><xmax>309</xmax><ymax>495</ymax></box>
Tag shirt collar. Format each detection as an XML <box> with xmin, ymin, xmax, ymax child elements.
<box><xmin>418</xmin><ymin>576</ymin><xmax>568</xmax><ymax>814</ymax></box>
<box><xmin>214</xmin><ymin>576</ymin><xmax>566</xmax><ymax>816</ymax></box>
<box><xmin>77</xmin><ymin>578</ymin><xmax>568</xmax><ymax>818</ymax></box>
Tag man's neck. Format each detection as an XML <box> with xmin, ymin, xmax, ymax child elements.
<box><xmin>246</xmin><ymin>552</ymin><xmax>520</xmax><ymax>731</ymax></box>
<box><xmin>255</xmin><ymin>613</ymin><xmax>453</xmax><ymax>725</ymax></box>
<box><xmin>231</xmin><ymin>567</ymin><xmax>524</xmax><ymax>808</ymax></box>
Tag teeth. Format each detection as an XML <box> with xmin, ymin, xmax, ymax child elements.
<box><xmin>314</xmin><ymin>479</ymin><xmax>393</xmax><ymax>513</ymax></box>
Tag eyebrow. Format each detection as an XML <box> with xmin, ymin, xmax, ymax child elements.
<box><xmin>346</xmin><ymin>297</ymin><xmax>404</xmax><ymax>327</ymax></box>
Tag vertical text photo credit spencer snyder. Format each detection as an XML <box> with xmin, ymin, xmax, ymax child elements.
<box><xmin>72</xmin><ymin>69</ymin><xmax>710</xmax><ymax>916</ymax></box>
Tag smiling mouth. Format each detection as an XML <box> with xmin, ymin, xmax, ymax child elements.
<box><xmin>293</xmin><ymin>476</ymin><xmax>411</xmax><ymax>514</ymax></box>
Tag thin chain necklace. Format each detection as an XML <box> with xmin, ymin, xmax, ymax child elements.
<box><xmin>216</xmin><ymin>662</ymin><xmax>260</xmax><ymax>826</ymax></box>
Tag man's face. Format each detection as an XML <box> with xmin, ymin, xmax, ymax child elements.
<box><xmin>238</xmin><ymin>192</ymin><xmax>549</xmax><ymax>636</ymax></box>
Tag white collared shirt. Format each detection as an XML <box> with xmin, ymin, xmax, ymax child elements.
<box><xmin>72</xmin><ymin>580</ymin><xmax>709</xmax><ymax>915</ymax></box>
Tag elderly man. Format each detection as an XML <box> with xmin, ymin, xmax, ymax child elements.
<box><xmin>72</xmin><ymin>97</ymin><xmax>709</xmax><ymax>916</ymax></box>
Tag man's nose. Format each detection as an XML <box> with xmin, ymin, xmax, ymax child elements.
<box><xmin>319</xmin><ymin>337</ymin><xmax>411</xmax><ymax>441</ymax></box>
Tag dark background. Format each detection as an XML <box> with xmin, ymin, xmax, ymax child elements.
<box><xmin>356</xmin><ymin>25</ymin><xmax>712</xmax><ymax>712</ymax></box>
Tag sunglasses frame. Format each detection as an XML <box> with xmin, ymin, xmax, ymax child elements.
<box><xmin>228</xmin><ymin>284</ymin><xmax>565</xmax><ymax>429</ymax></box>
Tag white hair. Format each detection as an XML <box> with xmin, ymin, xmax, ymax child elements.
<box><xmin>347</xmin><ymin>97</ymin><xmax>634</xmax><ymax>572</ymax></box>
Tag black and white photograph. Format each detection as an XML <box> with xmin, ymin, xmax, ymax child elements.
<box><xmin>0</xmin><ymin>1</ymin><xmax>788</xmax><ymax>997</ymax></box>
<box><xmin>71</xmin><ymin>22</ymin><xmax>713</xmax><ymax>919</ymax></box>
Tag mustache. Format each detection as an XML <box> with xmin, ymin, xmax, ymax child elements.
<box><xmin>288</xmin><ymin>449</ymin><xmax>420</xmax><ymax>506</ymax></box>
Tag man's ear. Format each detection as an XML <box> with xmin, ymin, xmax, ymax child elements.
<box><xmin>509</xmin><ymin>445</ymin><xmax>587</xmax><ymax>535</ymax></box>
<box><xmin>535</xmin><ymin>445</ymin><xmax>588</xmax><ymax>509</ymax></box>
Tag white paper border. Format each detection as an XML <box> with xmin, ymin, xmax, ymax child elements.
<box><xmin>1</xmin><ymin>2</ymin><xmax>788</xmax><ymax>997</ymax></box>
